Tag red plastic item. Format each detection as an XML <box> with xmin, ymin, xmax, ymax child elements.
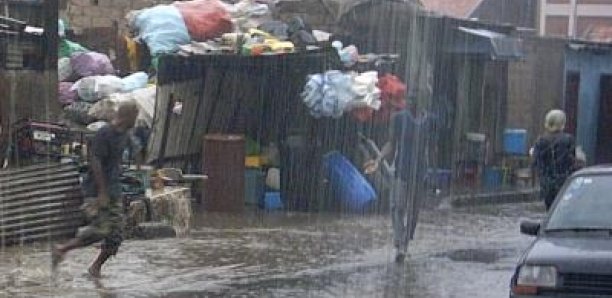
<box><xmin>352</xmin><ymin>74</ymin><xmax>408</xmax><ymax>123</ymax></box>
<box><xmin>173</xmin><ymin>0</ymin><xmax>233</xmax><ymax>42</ymax></box>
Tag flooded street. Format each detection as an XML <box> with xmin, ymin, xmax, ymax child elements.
<box><xmin>1</xmin><ymin>0</ymin><xmax>608</xmax><ymax>296</ymax></box>
<box><xmin>0</xmin><ymin>201</ymin><xmax>545</xmax><ymax>297</ymax></box>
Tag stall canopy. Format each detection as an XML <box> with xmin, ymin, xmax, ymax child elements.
<box><xmin>448</xmin><ymin>26</ymin><xmax>524</xmax><ymax>60</ymax></box>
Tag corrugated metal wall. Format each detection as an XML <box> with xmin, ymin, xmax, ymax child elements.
<box><xmin>0</xmin><ymin>162</ymin><xmax>83</xmax><ymax>246</ymax></box>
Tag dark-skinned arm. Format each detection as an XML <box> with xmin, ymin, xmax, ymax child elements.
<box><xmin>91</xmin><ymin>154</ymin><xmax>110</xmax><ymax>207</ymax></box>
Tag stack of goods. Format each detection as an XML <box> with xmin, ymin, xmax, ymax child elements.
<box><xmin>57</xmin><ymin>21</ymin><xmax>156</xmax><ymax>132</ymax></box>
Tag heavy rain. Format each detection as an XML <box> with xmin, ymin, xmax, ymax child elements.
<box><xmin>1</xmin><ymin>0</ymin><xmax>612</xmax><ymax>297</ymax></box>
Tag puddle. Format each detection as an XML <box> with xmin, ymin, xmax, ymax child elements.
<box><xmin>442</xmin><ymin>249</ymin><xmax>502</xmax><ymax>264</ymax></box>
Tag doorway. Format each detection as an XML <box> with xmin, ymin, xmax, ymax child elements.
<box><xmin>564</xmin><ymin>72</ymin><xmax>580</xmax><ymax>136</ymax></box>
<box><xmin>596</xmin><ymin>75</ymin><xmax>612</xmax><ymax>164</ymax></box>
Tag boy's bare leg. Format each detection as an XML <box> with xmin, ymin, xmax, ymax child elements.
<box><xmin>52</xmin><ymin>238</ymin><xmax>85</xmax><ymax>269</ymax></box>
<box><xmin>88</xmin><ymin>249</ymin><xmax>114</xmax><ymax>278</ymax></box>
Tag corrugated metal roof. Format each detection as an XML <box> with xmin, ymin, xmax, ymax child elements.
<box><xmin>0</xmin><ymin>162</ymin><xmax>83</xmax><ymax>246</ymax></box>
<box><xmin>449</xmin><ymin>26</ymin><xmax>524</xmax><ymax>60</ymax></box>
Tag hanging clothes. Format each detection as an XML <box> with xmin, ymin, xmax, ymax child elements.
<box><xmin>352</xmin><ymin>73</ymin><xmax>407</xmax><ymax>123</ymax></box>
<box><xmin>302</xmin><ymin>70</ymin><xmax>381</xmax><ymax>119</ymax></box>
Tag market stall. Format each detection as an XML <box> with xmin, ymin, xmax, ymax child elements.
<box><xmin>50</xmin><ymin>0</ymin><xmax>414</xmax><ymax>217</ymax></box>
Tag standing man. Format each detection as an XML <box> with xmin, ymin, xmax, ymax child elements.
<box><xmin>52</xmin><ymin>101</ymin><xmax>140</xmax><ymax>278</ymax></box>
<box><xmin>531</xmin><ymin>109</ymin><xmax>578</xmax><ymax>211</ymax></box>
<box><xmin>365</xmin><ymin>106</ymin><xmax>432</xmax><ymax>262</ymax></box>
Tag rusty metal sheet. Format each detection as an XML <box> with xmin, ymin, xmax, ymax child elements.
<box><xmin>0</xmin><ymin>162</ymin><xmax>84</xmax><ymax>246</ymax></box>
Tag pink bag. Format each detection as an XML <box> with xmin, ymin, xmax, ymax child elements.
<box><xmin>70</xmin><ymin>52</ymin><xmax>115</xmax><ymax>79</ymax></box>
<box><xmin>173</xmin><ymin>0</ymin><xmax>233</xmax><ymax>41</ymax></box>
<box><xmin>58</xmin><ymin>82</ymin><xmax>78</xmax><ymax>106</ymax></box>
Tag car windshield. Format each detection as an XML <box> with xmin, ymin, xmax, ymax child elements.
<box><xmin>546</xmin><ymin>175</ymin><xmax>612</xmax><ymax>231</ymax></box>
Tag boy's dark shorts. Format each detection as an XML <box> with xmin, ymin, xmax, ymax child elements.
<box><xmin>77</xmin><ymin>198</ymin><xmax>124</xmax><ymax>255</ymax></box>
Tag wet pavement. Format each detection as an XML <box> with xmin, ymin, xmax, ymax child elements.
<box><xmin>0</xmin><ymin>201</ymin><xmax>545</xmax><ymax>297</ymax></box>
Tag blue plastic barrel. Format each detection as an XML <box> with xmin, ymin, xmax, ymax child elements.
<box><xmin>504</xmin><ymin>129</ymin><xmax>528</xmax><ymax>155</ymax></box>
<box><xmin>263</xmin><ymin>192</ymin><xmax>283</xmax><ymax>210</ymax></box>
<box><xmin>483</xmin><ymin>167</ymin><xmax>503</xmax><ymax>190</ymax></box>
<box><xmin>322</xmin><ymin>151</ymin><xmax>377</xmax><ymax>210</ymax></box>
<box><xmin>245</xmin><ymin>169</ymin><xmax>265</xmax><ymax>206</ymax></box>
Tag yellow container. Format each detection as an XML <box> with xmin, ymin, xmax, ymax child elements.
<box><xmin>245</xmin><ymin>156</ymin><xmax>262</xmax><ymax>168</ymax></box>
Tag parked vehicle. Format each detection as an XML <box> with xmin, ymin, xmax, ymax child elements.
<box><xmin>510</xmin><ymin>166</ymin><xmax>612</xmax><ymax>297</ymax></box>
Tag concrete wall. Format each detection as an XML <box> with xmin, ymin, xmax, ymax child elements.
<box><xmin>507</xmin><ymin>36</ymin><xmax>566</xmax><ymax>145</ymax></box>
<box><xmin>565</xmin><ymin>45</ymin><xmax>612</xmax><ymax>162</ymax></box>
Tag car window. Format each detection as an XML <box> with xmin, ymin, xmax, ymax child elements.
<box><xmin>546</xmin><ymin>176</ymin><xmax>612</xmax><ymax>230</ymax></box>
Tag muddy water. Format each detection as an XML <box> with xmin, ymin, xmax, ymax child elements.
<box><xmin>0</xmin><ymin>202</ymin><xmax>544</xmax><ymax>297</ymax></box>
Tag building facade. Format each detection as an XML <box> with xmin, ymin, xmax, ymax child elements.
<box><xmin>539</xmin><ymin>0</ymin><xmax>612</xmax><ymax>42</ymax></box>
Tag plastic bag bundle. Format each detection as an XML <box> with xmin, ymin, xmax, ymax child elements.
<box><xmin>73</xmin><ymin>75</ymin><xmax>124</xmax><ymax>103</ymax></box>
<box><xmin>173</xmin><ymin>0</ymin><xmax>233</xmax><ymax>41</ymax></box>
<box><xmin>89</xmin><ymin>99</ymin><xmax>117</xmax><ymax>122</ymax></box>
<box><xmin>352</xmin><ymin>74</ymin><xmax>407</xmax><ymax>123</ymax></box>
<box><xmin>98</xmin><ymin>86</ymin><xmax>156</xmax><ymax>127</ymax></box>
<box><xmin>226</xmin><ymin>0</ymin><xmax>272</xmax><ymax>30</ymax></box>
<box><xmin>258</xmin><ymin>21</ymin><xmax>289</xmax><ymax>40</ymax></box>
<box><xmin>59</xmin><ymin>39</ymin><xmax>89</xmax><ymax>58</ymax></box>
<box><xmin>58</xmin><ymin>82</ymin><xmax>78</xmax><ymax>106</ymax></box>
<box><xmin>87</xmin><ymin>121</ymin><xmax>109</xmax><ymax>132</ymax></box>
<box><xmin>58</xmin><ymin>58</ymin><xmax>73</xmax><ymax>82</ymax></box>
<box><xmin>70</xmin><ymin>52</ymin><xmax>114</xmax><ymax>78</ymax></box>
<box><xmin>301</xmin><ymin>71</ymin><xmax>354</xmax><ymax>118</ymax></box>
<box><xmin>132</xmin><ymin>5</ymin><xmax>191</xmax><ymax>56</ymax></box>
<box><xmin>130</xmin><ymin>86</ymin><xmax>157</xmax><ymax>127</ymax></box>
<box><xmin>121</xmin><ymin>72</ymin><xmax>149</xmax><ymax>92</ymax></box>
<box><xmin>64</xmin><ymin>102</ymin><xmax>96</xmax><ymax>125</ymax></box>
<box><xmin>348</xmin><ymin>71</ymin><xmax>381</xmax><ymax>110</ymax></box>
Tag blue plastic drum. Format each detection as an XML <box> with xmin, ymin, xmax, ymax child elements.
<box><xmin>323</xmin><ymin>151</ymin><xmax>377</xmax><ymax>210</ymax></box>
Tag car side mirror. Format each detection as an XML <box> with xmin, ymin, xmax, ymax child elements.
<box><xmin>520</xmin><ymin>221</ymin><xmax>541</xmax><ymax>236</ymax></box>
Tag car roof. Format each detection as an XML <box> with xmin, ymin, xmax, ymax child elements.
<box><xmin>572</xmin><ymin>165</ymin><xmax>612</xmax><ymax>177</ymax></box>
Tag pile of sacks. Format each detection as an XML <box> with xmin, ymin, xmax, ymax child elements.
<box><xmin>58</xmin><ymin>38</ymin><xmax>155</xmax><ymax>131</ymax></box>
<box><xmin>301</xmin><ymin>71</ymin><xmax>381</xmax><ymax>119</ymax></box>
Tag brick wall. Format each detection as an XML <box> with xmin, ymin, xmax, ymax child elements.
<box><xmin>62</xmin><ymin>0</ymin><xmax>173</xmax><ymax>34</ymax></box>
<box><xmin>60</xmin><ymin>0</ymin><xmax>175</xmax><ymax>71</ymax></box>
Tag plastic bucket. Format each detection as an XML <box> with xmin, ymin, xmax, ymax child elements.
<box><xmin>322</xmin><ymin>151</ymin><xmax>377</xmax><ymax>211</ymax></box>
